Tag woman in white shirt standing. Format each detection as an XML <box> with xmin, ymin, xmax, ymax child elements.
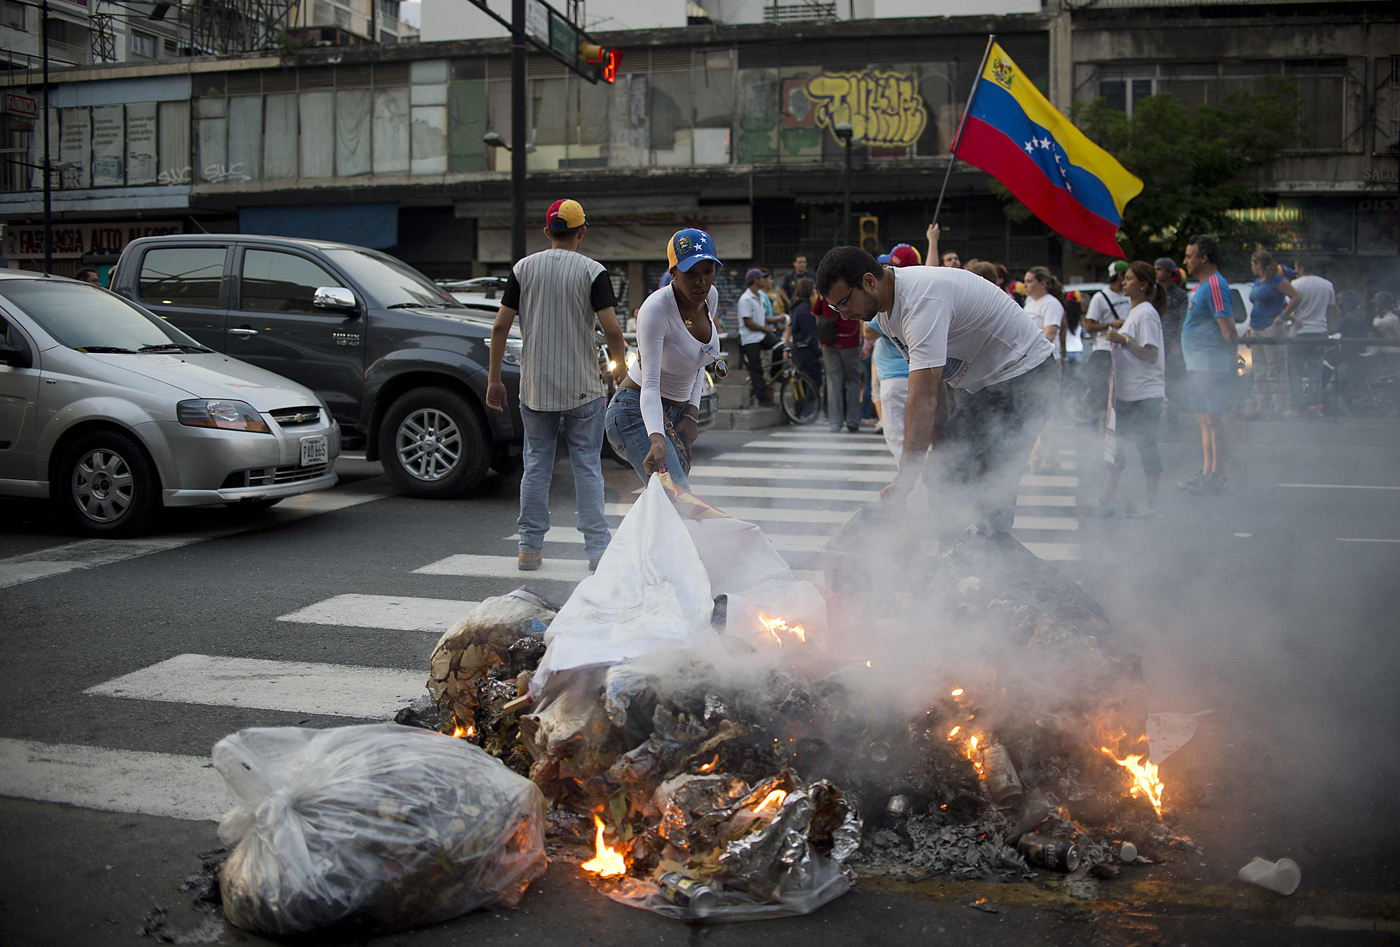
<box><xmin>1094</xmin><ymin>260</ymin><xmax>1167</xmax><ymax>517</ymax></box>
<box><xmin>605</xmin><ymin>229</ymin><xmax>724</xmax><ymax>490</ymax></box>
<box><xmin>1022</xmin><ymin>267</ymin><xmax>1066</xmax><ymax>356</ymax></box>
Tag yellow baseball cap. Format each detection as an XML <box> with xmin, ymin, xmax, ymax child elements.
<box><xmin>546</xmin><ymin>198</ymin><xmax>586</xmax><ymax>231</ymax></box>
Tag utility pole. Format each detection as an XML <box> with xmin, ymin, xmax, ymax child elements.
<box><xmin>41</xmin><ymin>0</ymin><xmax>52</xmax><ymax>274</ymax></box>
<box><xmin>510</xmin><ymin>0</ymin><xmax>527</xmax><ymax>263</ymax></box>
<box><xmin>835</xmin><ymin>122</ymin><xmax>853</xmax><ymax>245</ymax></box>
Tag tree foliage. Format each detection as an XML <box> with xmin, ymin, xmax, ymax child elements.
<box><xmin>992</xmin><ymin>78</ymin><xmax>1302</xmax><ymax>264</ymax></box>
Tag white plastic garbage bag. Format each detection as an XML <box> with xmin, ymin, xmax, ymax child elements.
<box><xmin>530</xmin><ymin>474</ymin><xmax>716</xmax><ymax>701</ymax></box>
<box><xmin>214</xmin><ymin>723</ymin><xmax>547</xmax><ymax>935</ymax></box>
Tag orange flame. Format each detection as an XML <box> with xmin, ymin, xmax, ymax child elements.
<box><xmin>753</xmin><ymin>789</ymin><xmax>788</xmax><ymax>814</ymax></box>
<box><xmin>951</xmin><ymin>688</ymin><xmax>964</xmax><ymax>697</ymax></box>
<box><xmin>947</xmin><ymin>726</ymin><xmax>962</xmax><ymax>739</ymax></box>
<box><xmin>758</xmin><ymin>614</ymin><xmax>806</xmax><ymax>646</ymax></box>
<box><xmin>966</xmin><ymin>735</ymin><xmax>985</xmax><ymax>776</ymax></box>
<box><xmin>580</xmin><ymin>816</ymin><xmax>627</xmax><ymax>878</ymax></box>
<box><xmin>698</xmin><ymin>754</ymin><xmax>719</xmax><ymax>773</ymax></box>
<box><xmin>449</xmin><ymin>722</ymin><xmax>475</xmax><ymax>739</ymax></box>
<box><xmin>1100</xmin><ymin>747</ymin><xmax>1164</xmax><ymax>816</ymax></box>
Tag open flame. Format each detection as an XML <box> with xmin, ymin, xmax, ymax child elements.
<box><xmin>758</xmin><ymin>614</ymin><xmax>806</xmax><ymax>646</ymax></box>
<box><xmin>950</xmin><ymin>688</ymin><xmax>964</xmax><ymax>698</ymax></box>
<box><xmin>947</xmin><ymin>725</ymin><xmax>962</xmax><ymax>739</ymax></box>
<box><xmin>580</xmin><ymin>815</ymin><xmax>627</xmax><ymax>878</ymax></box>
<box><xmin>698</xmin><ymin>754</ymin><xmax>719</xmax><ymax>773</ymax></box>
<box><xmin>1100</xmin><ymin>747</ymin><xmax>1164</xmax><ymax>816</ymax></box>
<box><xmin>967</xmin><ymin>735</ymin><xmax>985</xmax><ymax>776</ymax></box>
<box><xmin>753</xmin><ymin>789</ymin><xmax>788</xmax><ymax>814</ymax></box>
<box><xmin>449</xmin><ymin>721</ymin><xmax>475</xmax><ymax>739</ymax></box>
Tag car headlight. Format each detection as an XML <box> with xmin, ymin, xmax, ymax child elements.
<box><xmin>503</xmin><ymin>338</ymin><xmax>523</xmax><ymax>366</ymax></box>
<box><xmin>177</xmin><ymin>399</ymin><xmax>271</xmax><ymax>433</ymax></box>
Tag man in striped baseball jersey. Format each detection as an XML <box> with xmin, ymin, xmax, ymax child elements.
<box><xmin>1179</xmin><ymin>234</ymin><xmax>1236</xmax><ymax>496</ymax></box>
<box><xmin>487</xmin><ymin>199</ymin><xmax>628</xmax><ymax>571</ymax></box>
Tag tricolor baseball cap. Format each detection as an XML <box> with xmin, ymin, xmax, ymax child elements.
<box><xmin>667</xmin><ymin>228</ymin><xmax>723</xmax><ymax>273</ymax></box>
<box><xmin>546</xmin><ymin>198</ymin><xmax>587</xmax><ymax>232</ymax></box>
<box><xmin>888</xmin><ymin>244</ymin><xmax>922</xmax><ymax>267</ymax></box>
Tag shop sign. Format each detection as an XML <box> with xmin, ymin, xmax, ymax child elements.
<box><xmin>2</xmin><ymin>221</ymin><xmax>181</xmax><ymax>260</ymax></box>
<box><xmin>4</xmin><ymin>92</ymin><xmax>38</xmax><ymax>119</ymax></box>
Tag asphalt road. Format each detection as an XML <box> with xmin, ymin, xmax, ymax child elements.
<box><xmin>2</xmin><ymin>415</ymin><xmax>1398</xmax><ymax>946</ymax></box>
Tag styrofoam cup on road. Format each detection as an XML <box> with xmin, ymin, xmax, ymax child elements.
<box><xmin>1238</xmin><ymin>856</ymin><xmax>1301</xmax><ymax>895</ymax></box>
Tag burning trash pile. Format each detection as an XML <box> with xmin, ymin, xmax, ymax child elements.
<box><xmin>208</xmin><ymin>473</ymin><xmax>1203</xmax><ymax>935</ymax></box>
<box><xmin>392</xmin><ymin>475</ymin><xmax>1200</xmax><ymax>922</ymax></box>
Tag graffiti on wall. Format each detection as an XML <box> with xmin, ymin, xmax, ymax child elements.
<box><xmin>804</xmin><ymin>69</ymin><xmax>928</xmax><ymax>147</ymax></box>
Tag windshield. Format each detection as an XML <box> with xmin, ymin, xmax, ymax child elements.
<box><xmin>0</xmin><ymin>279</ymin><xmax>197</xmax><ymax>352</ymax></box>
<box><xmin>324</xmin><ymin>248</ymin><xmax>461</xmax><ymax>309</ymax></box>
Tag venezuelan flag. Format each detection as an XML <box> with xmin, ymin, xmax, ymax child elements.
<box><xmin>957</xmin><ymin>43</ymin><xmax>1142</xmax><ymax>258</ymax></box>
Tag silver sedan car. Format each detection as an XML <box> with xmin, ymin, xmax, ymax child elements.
<box><xmin>0</xmin><ymin>271</ymin><xmax>340</xmax><ymax>536</ymax></box>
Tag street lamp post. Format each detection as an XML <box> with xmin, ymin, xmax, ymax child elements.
<box><xmin>835</xmin><ymin>122</ymin><xmax>853</xmax><ymax>246</ymax></box>
<box><xmin>41</xmin><ymin>0</ymin><xmax>52</xmax><ymax>274</ymax></box>
<box><xmin>510</xmin><ymin>0</ymin><xmax>527</xmax><ymax>264</ymax></box>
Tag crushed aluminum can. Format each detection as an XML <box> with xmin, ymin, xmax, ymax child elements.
<box><xmin>885</xmin><ymin>795</ymin><xmax>911</xmax><ymax>819</ymax></box>
<box><xmin>1017</xmin><ymin>832</ymin><xmax>1080</xmax><ymax>873</ymax></box>
<box><xmin>980</xmin><ymin>744</ymin><xmax>1024</xmax><ymax>808</ymax></box>
<box><xmin>657</xmin><ymin>872</ymin><xmax>718</xmax><ymax>914</ymax></box>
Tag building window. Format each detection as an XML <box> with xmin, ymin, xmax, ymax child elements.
<box><xmin>313</xmin><ymin>0</ymin><xmax>332</xmax><ymax>25</ymax></box>
<box><xmin>130</xmin><ymin>31</ymin><xmax>157</xmax><ymax>58</ymax></box>
<box><xmin>1098</xmin><ymin>77</ymin><xmax>1155</xmax><ymax>117</ymax></box>
<box><xmin>334</xmin><ymin>5</ymin><xmax>351</xmax><ymax>30</ymax></box>
<box><xmin>379</xmin><ymin>0</ymin><xmax>399</xmax><ymax>18</ymax></box>
<box><xmin>1</xmin><ymin>0</ymin><xmax>25</xmax><ymax>30</ymax></box>
<box><xmin>379</xmin><ymin>29</ymin><xmax>397</xmax><ymax>44</ymax></box>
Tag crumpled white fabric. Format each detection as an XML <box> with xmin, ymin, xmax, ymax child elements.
<box><xmin>683</xmin><ymin>515</ymin><xmax>792</xmax><ymax>597</ymax></box>
<box><xmin>530</xmin><ymin>475</ymin><xmax>716</xmax><ymax>702</ymax></box>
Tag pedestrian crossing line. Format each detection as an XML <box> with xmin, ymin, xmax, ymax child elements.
<box><xmin>1018</xmin><ymin>474</ymin><xmax>1080</xmax><ymax>489</ymax></box>
<box><xmin>689</xmin><ymin>465</ymin><xmax>893</xmax><ymax>483</ymax></box>
<box><xmin>1023</xmin><ymin>543</ymin><xmax>1081</xmax><ymax>561</ymax></box>
<box><xmin>766</xmin><ymin>431</ymin><xmax>885</xmax><ymax>440</ymax></box>
<box><xmin>607</xmin><ymin>503</ymin><xmax>852</xmax><ymax>524</ymax></box>
<box><xmin>631</xmin><ymin>484</ymin><xmax>881</xmax><ymax>503</ymax></box>
<box><xmin>277</xmin><ymin>594</ymin><xmax>477</xmax><ymax>634</ymax></box>
<box><xmin>1017</xmin><ymin>495</ymin><xmax>1078</xmax><ymax>508</ymax></box>
<box><xmin>511</xmin><ymin>529</ymin><xmax>832</xmax><ymax>553</ymax></box>
<box><xmin>715</xmin><ymin>451</ymin><xmax>896</xmax><ymax>467</ymax></box>
<box><xmin>741</xmin><ymin>439</ymin><xmax>892</xmax><ymax>452</ymax></box>
<box><xmin>415</xmin><ymin>553</ymin><xmax>594</xmax><ymax>580</ymax></box>
<box><xmin>1012</xmin><ymin>516</ymin><xmax>1079</xmax><ymax>531</ymax></box>
<box><xmin>85</xmin><ymin>654</ymin><xmax>425</xmax><ymax>719</ymax></box>
<box><xmin>0</xmin><ymin>738</ymin><xmax>231</xmax><ymax>823</ymax></box>
<box><xmin>0</xmin><ymin>477</ymin><xmax>395</xmax><ymax>591</ymax></box>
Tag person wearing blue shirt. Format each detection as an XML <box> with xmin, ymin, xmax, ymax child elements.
<box><xmin>1179</xmin><ymin>235</ymin><xmax>1237</xmax><ymax>496</ymax></box>
<box><xmin>867</xmin><ymin>321</ymin><xmax>911</xmax><ymax>458</ymax></box>
<box><xmin>1246</xmin><ymin>248</ymin><xmax>1299</xmax><ymax>416</ymax></box>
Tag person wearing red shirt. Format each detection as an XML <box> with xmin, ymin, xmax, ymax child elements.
<box><xmin>817</xmin><ymin>292</ymin><xmax>863</xmax><ymax>432</ymax></box>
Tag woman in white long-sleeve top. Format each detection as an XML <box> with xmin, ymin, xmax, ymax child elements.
<box><xmin>605</xmin><ymin>228</ymin><xmax>724</xmax><ymax>490</ymax></box>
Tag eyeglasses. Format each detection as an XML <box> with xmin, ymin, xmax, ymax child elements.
<box><xmin>830</xmin><ymin>286</ymin><xmax>856</xmax><ymax>314</ymax></box>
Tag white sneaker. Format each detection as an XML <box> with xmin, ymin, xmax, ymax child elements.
<box><xmin>1124</xmin><ymin>501</ymin><xmax>1164</xmax><ymax>518</ymax></box>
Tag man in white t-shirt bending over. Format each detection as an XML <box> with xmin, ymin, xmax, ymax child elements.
<box><xmin>816</xmin><ymin>246</ymin><xmax>1058</xmax><ymax>534</ymax></box>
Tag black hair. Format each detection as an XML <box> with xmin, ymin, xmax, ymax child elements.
<box><xmin>75</xmin><ymin>268</ymin><xmax>99</xmax><ymax>281</ymax></box>
<box><xmin>1186</xmin><ymin>234</ymin><xmax>1219</xmax><ymax>264</ymax></box>
<box><xmin>548</xmin><ymin>225</ymin><xmax>582</xmax><ymax>240</ymax></box>
<box><xmin>1295</xmin><ymin>253</ymin><xmax>1321</xmax><ymax>274</ymax></box>
<box><xmin>815</xmin><ymin>246</ymin><xmax>881</xmax><ymax>297</ymax></box>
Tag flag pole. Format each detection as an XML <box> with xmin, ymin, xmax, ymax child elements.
<box><xmin>930</xmin><ymin>33</ymin><xmax>996</xmax><ymax>234</ymax></box>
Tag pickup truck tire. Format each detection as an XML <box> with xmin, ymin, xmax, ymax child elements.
<box><xmin>57</xmin><ymin>429</ymin><xmax>161</xmax><ymax>537</ymax></box>
<box><xmin>379</xmin><ymin>387</ymin><xmax>490</xmax><ymax>498</ymax></box>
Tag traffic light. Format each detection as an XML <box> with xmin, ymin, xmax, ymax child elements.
<box><xmin>858</xmin><ymin>216</ymin><xmax>880</xmax><ymax>255</ymax></box>
<box><xmin>579</xmin><ymin>43</ymin><xmax>622</xmax><ymax>83</ymax></box>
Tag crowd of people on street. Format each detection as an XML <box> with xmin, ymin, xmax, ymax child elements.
<box><xmin>486</xmin><ymin>196</ymin><xmax>1399</xmax><ymax>571</ymax></box>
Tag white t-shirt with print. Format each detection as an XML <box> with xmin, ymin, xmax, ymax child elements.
<box><xmin>1112</xmin><ymin>301</ymin><xmax>1166</xmax><ymax>402</ymax></box>
<box><xmin>875</xmin><ymin>266</ymin><xmax>1056</xmax><ymax>393</ymax></box>
<box><xmin>1086</xmin><ymin>287</ymin><xmax>1131</xmax><ymax>352</ymax></box>
<box><xmin>1023</xmin><ymin>293</ymin><xmax>1065</xmax><ymax>359</ymax></box>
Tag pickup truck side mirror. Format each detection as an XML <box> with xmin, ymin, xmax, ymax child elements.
<box><xmin>0</xmin><ymin>342</ymin><xmax>32</xmax><ymax>368</ymax></box>
<box><xmin>313</xmin><ymin>286</ymin><xmax>358</xmax><ymax>313</ymax></box>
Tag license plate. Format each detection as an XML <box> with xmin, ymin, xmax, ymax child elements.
<box><xmin>300</xmin><ymin>435</ymin><xmax>328</xmax><ymax>467</ymax></box>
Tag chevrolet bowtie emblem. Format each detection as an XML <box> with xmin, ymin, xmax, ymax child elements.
<box><xmin>293</xmin><ymin>413</ymin><xmax>306</xmax><ymax>423</ymax></box>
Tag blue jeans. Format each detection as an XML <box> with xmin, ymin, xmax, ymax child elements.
<box><xmin>605</xmin><ymin>387</ymin><xmax>690</xmax><ymax>491</ymax></box>
<box><xmin>518</xmin><ymin>397</ymin><xmax>609</xmax><ymax>558</ymax></box>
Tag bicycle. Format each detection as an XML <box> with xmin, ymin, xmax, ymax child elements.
<box><xmin>770</xmin><ymin>343</ymin><xmax>823</xmax><ymax>425</ymax></box>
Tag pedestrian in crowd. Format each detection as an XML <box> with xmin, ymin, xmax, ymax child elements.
<box><xmin>865</xmin><ymin>246</ymin><xmax>922</xmax><ymax>455</ymax></box>
<box><xmin>1094</xmin><ymin>261</ymin><xmax>1167</xmax><ymax>517</ymax></box>
<box><xmin>1061</xmin><ymin>291</ymin><xmax>1086</xmax><ymax>370</ymax></box>
<box><xmin>1373</xmin><ymin>291</ymin><xmax>1400</xmax><ymax>339</ymax></box>
<box><xmin>786</xmin><ymin>277</ymin><xmax>824</xmax><ymax>414</ymax></box>
<box><xmin>993</xmin><ymin>263</ymin><xmax>1012</xmax><ymax>297</ymax></box>
<box><xmin>1154</xmin><ymin>257</ymin><xmax>1189</xmax><ymax>427</ymax></box>
<box><xmin>1283</xmin><ymin>255</ymin><xmax>1336</xmax><ymax>417</ymax></box>
<box><xmin>738</xmin><ymin>267</ymin><xmax>782</xmax><ymax>408</ymax></box>
<box><xmin>780</xmin><ymin>254</ymin><xmax>809</xmax><ymax>308</ymax></box>
<box><xmin>605</xmin><ymin>229</ymin><xmax>724</xmax><ymax>492</ymax></box>
<box><xmin>1083</xmin><ymin>261</ymin><xmax>1131</xmax><ymax>409</ymax></box>
<box><xmin>1245</xmin><ymin>249</ymin><xmax>1300</xmax><ymax>416</ymax></box>
<box><xmin>487</xmin><ymin>198</ymin><xmax>627</xmax><ymax>572</ymax></box>
<box><xmin>1022</xmin><ymin>266</ymin><xmax>1066</xmax><ymax>356</ymax></box>
<box><xmin>817</xmin><ymin>278</ymin><xmax>864</xmax><ymax>433</ymax></box>
<box><xmin>1178</xmin><ymin>234</ymin><xmax>1236</xmax><ymax>496</ymax></box>
<box><xmin>964</xmin><ymin>260</ymin><xmax>998</xmax><ymax>283</ymax></box>
<box><xmin>75</xmin><ymin>268</ymin><xmax>101</xmax><ymax>285</ymax></box>
<box><xmin>816</xmin><ymin>246</ymin><xmax>1058</xmax><ymax>534</ymax></box>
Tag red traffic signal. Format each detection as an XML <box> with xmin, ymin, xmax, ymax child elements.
<box><xmin>579</xmin><ymin>42</ymin><xmax>622</xmax><ymax>83</ymax></box>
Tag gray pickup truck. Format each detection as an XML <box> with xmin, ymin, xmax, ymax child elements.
<box><xmin>111</xmin><ymin>234</ymin><xmax>523</xmax><ymax>498</ymax></box>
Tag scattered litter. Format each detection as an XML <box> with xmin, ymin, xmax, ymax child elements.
<box><xmin>1238</xmin><ymin>856</ymin><xmax>1301</xmax><ymax>896</ymax></box>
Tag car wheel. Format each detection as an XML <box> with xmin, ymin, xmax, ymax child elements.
<box><xmin>379</xmin><ymin>386</ymin><xmax>490</xmax><ymax>498</ymax></box>
<box><xmin>58</xmin><ymin>429</ymin><xmax>161</xmax><ymax>537</ymax></box>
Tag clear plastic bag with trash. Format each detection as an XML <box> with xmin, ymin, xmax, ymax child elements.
<box><xmin>213</xmin><ymin>723</ymin><xmax>547</xmax><ymax>935</ymax></box>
